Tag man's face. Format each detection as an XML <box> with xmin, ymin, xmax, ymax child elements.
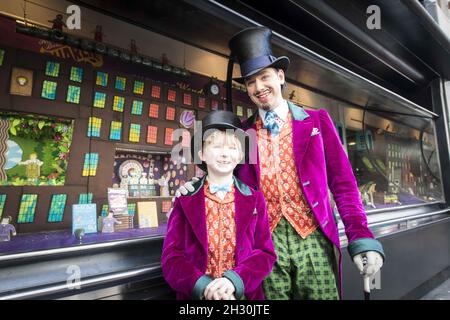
<box><xmin>244</xmin><ymin>68</ymin><xmax>285</xmax><ymax>111</ymax></box>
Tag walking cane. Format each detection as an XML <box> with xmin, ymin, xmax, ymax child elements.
<box><xmin>363</xmin><ymin>256</ymin><xmax>370</xmax><ymax>300</ymax></box>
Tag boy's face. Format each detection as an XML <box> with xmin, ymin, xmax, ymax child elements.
<box><xmin>199</xmin><ymin>130</ymin><xmax>243</xmax><ymax>176</ymax></box>
<box><xmin>244</xmin><ymin>67</ymin><xmax>285</xmax><ymax>111</ymax></box>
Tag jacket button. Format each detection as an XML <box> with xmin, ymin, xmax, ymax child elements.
<box><xmin>303</xmin><ymin>181</ymin><xmax>311</xmax><ymax>186</ymax></box>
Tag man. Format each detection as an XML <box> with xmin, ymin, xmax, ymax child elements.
<box><xmin>179</xmin><ymin>27</ymin><xmax>384</xmax><ymax>299</ymax></box>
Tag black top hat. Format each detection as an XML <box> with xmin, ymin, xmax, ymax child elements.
<box><xmin>191</xmin><ymin>111</ymin><xmax>246</xmax><ymax>172</ymax></box>
<box><xmin>228</xmin><ymin>27</ymin><xmax>290</xmax><ymax>84</ymax></box>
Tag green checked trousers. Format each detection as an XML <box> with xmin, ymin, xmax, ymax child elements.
<box><xmin>263</xmin><ymin>217</ymin><xmax>339</xmax><ymax>300</ymax></box>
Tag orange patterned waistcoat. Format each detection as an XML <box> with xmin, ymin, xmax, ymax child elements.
<box><xmin>204</xmin><ymin>181</ymin><xmax>236</xmax><ymax>278</ymax></box>
<box><xmin>257</xmin><ymin>112</ymin><xmax>318</xmax><ymax>238</ymax></box>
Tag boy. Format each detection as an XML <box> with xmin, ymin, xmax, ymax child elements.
<box><xmin>161</xmin><ymin>111</ymin><xmax>276</xmax><ymax>300</ymax></box>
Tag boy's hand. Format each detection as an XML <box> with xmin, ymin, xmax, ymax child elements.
<box><xmin>204</xmin><ymin>277</ymin><xmax>235</xmax><ymax>300</ymax></box>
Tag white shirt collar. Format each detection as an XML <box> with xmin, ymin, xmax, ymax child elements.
<box><xmin>258</xmin><ymin>99</ymin><xmax>289</xmax><ymax>123</ymax></box>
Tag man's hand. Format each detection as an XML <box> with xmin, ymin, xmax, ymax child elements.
<box><xmin>174</xmin><ymin>177</ymin><xmax>200</xmax><ymax>197</ymax></box>
<box><xmin>204</xmin><ymin>277</ymin><xmax>236</xmax><ymax>300</ymax></box>
<box><xmin>166</xmin><ymin>177</ymin><xmax>200</xmax><ymax>219</ymax></box>
<box><xmin>353</xmin><ymin>251</ymin><xmax>383</xmax><ymax>277</ymax></box>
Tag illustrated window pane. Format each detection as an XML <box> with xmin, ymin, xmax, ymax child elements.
<box><xmin>198</xmin><ymin>97</ymin><xmax>206</xmax><ymax>109</ymax></box>
<box><xmin>211</xmin><ymin>100</ymin><xmax>219</xmax><ymax>110</ymax></box>
<box><xmin>17</xmin><ymin>194</ymin><xmax>38</xmax><ymax>223</ymax></box>
<box><xmin>0</xmin><ymin>49</ymin><xmax>4</xmax><ymax>66</ymax></box>
<box><xmin>128</xmin><ymin>203</ymin><xmax>136</xmax><ymax>215</ymax></box>
<box><xmin>236</xmin><ymin>105</ymin><xmax>244</xmax><ymax>117</ymax></box>
<box><xmin>113</xmin><ymin>96</ymin><xmax>125</xmax><ymax>112</ymax></box>
<box><xmin>247</xmin><ymin>108</ymin><xmax>254</xmax><ymax>118</ymax></box>
<box><xmin>151</xmin><ymin>85</ymin><xmax>161</xmax><ymax>99</ymax></box>
<box><xmin>115</xmin><ymin>76</ymin><xmax>126</xmax><ymax>91</ymax></box>
<box><xmin>101</xmin><ymin>204</ymin><xmax>109</xmax><ymax>217</ymax></box>
<box><xmin>162</xmin><ymin>201</ymin><xmax>172</xmax><ymax>213</ymax></box>
<box><xmin>165</xmin><ymin>128</ymin><xmax>174</xmax><ymax>145</ymax></box>
<box><xmin>93</xmin><ymin>92</ymin><xmax>106</xmax><ymax>108</ymax></box>
<box><xmin>167</xmin><ymin>89</ymin><xmax>176</xmax><ymax>102</ymax></box>
<box><xmin>110</xmin><ymin>121</ymin><xmax>122</xmax><ymax>140</ymax></box>
<box><xmin>96</xmin><ymin>71</ymin><xmax>108</xmax><ymax>86</ymax></box>
<box><xmin>45</xmin><ymin>61</ymin><xmax>60</xmax><ymax>77</ymax></box>
<box><xmin>149</xmin><ymin>103</ymin><xmax>159</xmax><ymax>118</ymax></box>
<box><xmin>0</xmin><ymin>194</ymin><xmax>6</xmax><ymax>217</ymax></box>
<box><xmin>182</xmin><ymin>130</ymin><xmax>191</xmax><ymax>148</ymax></box>
<box><xmin>147</xmin><ymin>125</ymin><xmax>158</xmax><ymax>144</ymax></box>
<box><xmin>41</xmin><ymin>80</ymin><xmax>57</xmax><ymax>100</ymax></box>
<box><xmin>87</xmin><ymin>117</ymin><xmax>102</xmax><ymax>137</ymax></box>
<box><xmin>131</xmin><ymin>100</ymin><xmax>143</xmax><ymax>115</ymax></box>
<box><xmin>166</xmin><ymin>106</ymin><xmax>175</xmax><ymax>120</ymax></box>
<box><xmin>79</xmin><ymin>193</ymin><xmax>93</xmax><ymax>204</ymax></box>
<box><xmin>82</xmin><ymin>153</ymin><xmax>99</xmax><ymax>176</ymax></box>
<box><xmin>133</xmin><ymin>80</ymin><xmax>144</xmax><ymax>95</ymax></box>
<box><xmin>48</xmin><ymin>194</ymin><xmax>67</xmax><ymax>222</ymax></box>
<box><xmin>70</xmin><ymin>66</ymin><xmax>83</xmax><ymax>82</ymax></box>
<box><xmin>67</xmin><ymin>85</ymin><xmax>81</xmax><ymax>104</ymax></box>
<box><xmin>129</xmin><ymin>123</ymin><xmax>141</xmax><ymax>142</ymax></box>
<box><xmin>183</xmin><ymin>93</ymin><xmax>192</xmax><ymax>106</ymax></box>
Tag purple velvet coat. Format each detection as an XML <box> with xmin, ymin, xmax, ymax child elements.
<box><xmin>236</xmin><ymin>102</ymin><xmax>385</xmax><ymax>297</ymax></box>
<box><xmin>161</xmin><ymin>177</ymin><xmax>276</xmax><ymax>300</ymax></box>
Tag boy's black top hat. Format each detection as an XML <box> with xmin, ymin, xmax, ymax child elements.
<box><xmin>228</xmin><ymin>26</ymin><xmax>290</xmax><ymax>83</ymax></box>
<box><xmin>191</xmin><ymin>111</ymin><xmax>246</xmax><ymax>172</ymax></box>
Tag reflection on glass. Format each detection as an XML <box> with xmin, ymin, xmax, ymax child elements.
<box><xmin>345</xmin><ymin>108</ymin><xmax>443</xmax><ymax>212</ymax></box>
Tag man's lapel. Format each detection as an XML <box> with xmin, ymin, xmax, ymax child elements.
<box><xmin>288</xmin><ymin>102</ymin><xmax>313</xmax><ymax>169</ymax></box>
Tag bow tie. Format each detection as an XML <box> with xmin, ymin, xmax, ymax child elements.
<box><xmin>209</xmin><ymin>183</ymin><xmax>231</xmax><ymax>194</ymax></box>
<box><xmin>264</xmin><ymin>110</ymin><xmax>280</xmax><ymax>136</ymax></box>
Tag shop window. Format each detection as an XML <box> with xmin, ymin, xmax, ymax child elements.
<box><xmin>167</xmin><ymin>89</ymin><xmax>176</xmax><ymax>102</ymax></box>
<box><xmin>211</xmin><ymin>100</ymin><xmax>219</xmax><ymax>110</ymax></box>
<box><xmin>198</xmin><ymin>97</ymin><xmax>206</xmax><ymax>109</ymax></box>
<box><xmin>48</xmin><ymin>194</ymin><xmax>67</xmax><ymax>223</ymax></box>
<box><xmin>115</xmin><ymin>76</ymin><xmax>126</xmax><ymax>91</ymax></box>
<box><xmin>109</xmin><ymin>121</ymin><xmax>122</xmax><ymax>140</ymax></box>
<box><xmin>166</xmin><ymin>106</ymin><xmax>176</xmax><ymax>120</ymax></box>
<box><xmin>129</xmin><ymin>123</ymin><xmax>141</xmax><ymax>142</ymax></box>
<box><xmin>181</xmin><ymin>130</ymin><xmax>191</xmax><ymax>148</ymax></box>
<box><xmin>96</xmin><ymin>71</ymin><xmax>108</xmax><ymax>86</ymax></box>
<box><xmin>70</xmin><ymin>66</ymin><xmax>83</xmax><ymax>83</ymax></box>
<box><xmin>17</xmin><ymin>194</ymin><xmax>38</xmax><ymax>223</ymax></box>
<box><xmin>162</xmin><ymin>200</ymin><xmax>172</xmax><ymax>213</ymax></box>
<box><xmin>87</xmin><ymin>117</ymin><xmax>102</xmax><ymax>138</ymax></box>
<box><xmin>45</xmin><ymin>61</ymin><xmax>60</xmax><ymax>77</ymax></box>
<box><xmin>0</xmin><ymin>194</ymin><xmax>6</xmax><ymax>216</ymax></box>
<box><xmin>183</xmin><ymin>93</ymin><xmax>192</xmax><ymax>106</ymax></box>
<box><xmin>131</xmin><ymin>100</ymin><xmax>143</xmax><ymax>115</ymax></box>
<box><xmin>0</xmin><ymin>113</ymin><xmax>74</xmax><ymax>186</ymax></box>
<box><xmin>149</xmin><ymin>103</ymin><xmax>159</xmax><ymax>118</ymax></box>
<box><xmin>151</xmin><ymin>85</ymin><xmax>161</xmax><ymax>99</ymax></box>
<box><xmin>82</xmin><ymin>153</ymin><xmax>99</xmax><ymax>176</ymax></box>
<box><xmin>113</xmin><ymin>149</ymin><xmax>188</xmax><ymax>199</ymax></box>
<box><xmin>344</xmin><ymin>108</ymin><xmax>444</xmax><ymax>211</ymax></box>
<box><xmin>78</xmin><ymin>193</ymin><xmax>93</xmax><ymax>204</ymax></box>
<box><xmin>41</xmin><ymin>80</ymin><xmax>57</xmax><ymax>100</ymax></box>
<box><xmin>133</xmin><ymin>80</ymin><xmax>144</xmax><ymax>95</ymax></box>
<box><xmin>165</xmin><ymin>128</ymin><xmax>174</xmax><ymax>145</ymax></box>
<box><xmin>247</xmin><ymin>108</ymin><xmax>253</xmax><ymax>118</ymax></box>
<box><xmin>236</xmin><ymin>105</ymin><xmax>244</xmax><ymax>117</ymax></box>
<box><xmin>66</xmin><ymin>85</ymin><xmax>81</xmax><ymax>104</ymax></box>
<box><xmin>147</xmin><ymin>125</ymin><xmax>158</xmax><ymax>144</ymax></box>
<box><xmin>93</xmin><ymin>92</ymin><xmax>106</xmax><ymax>108</ymax></box>
<box><xmin>113</xmin><ymin>96</ymin><xmax>125</xmax><ymax>112</ymax></box>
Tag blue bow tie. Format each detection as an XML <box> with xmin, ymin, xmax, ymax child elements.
<box><xmin>264</xmin><ymin>110</ymin><xmax>280</xmax><ymax>136</ymax></box>
<box><xmin>209</xmin><ymin>183</ymin><xmax>231</xmax><ymax>194</ymax></box>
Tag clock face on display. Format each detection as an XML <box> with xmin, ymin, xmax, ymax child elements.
<box><xmin>210</xmin><ymin>83</ymin><xmax>220</xmax><ymax>96</ymax></box>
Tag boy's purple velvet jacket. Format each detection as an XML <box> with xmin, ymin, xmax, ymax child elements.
<box><xmin>161</xmin><ymin>176</ymin><xmax>276</xmax><ymax>300</ymax></box>
<box><xmin>236</xmin><ymin>102</ymin><xmax>385</xmax><ymax>297</ymax></box>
